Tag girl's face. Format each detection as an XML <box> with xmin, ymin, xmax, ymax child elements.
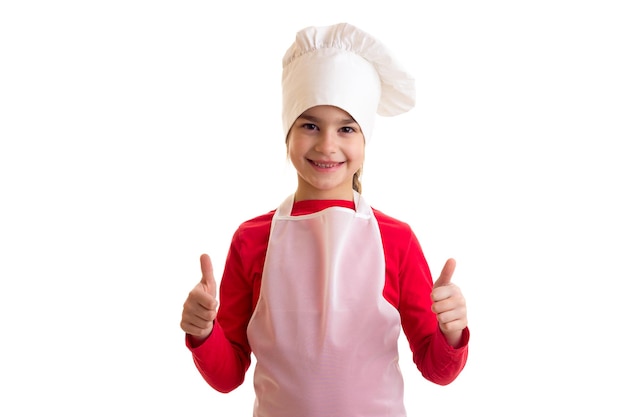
<box><xmin>287</xmin><ymin>105</ymin><xmax>365</xmax><ymax>201</ymax></box>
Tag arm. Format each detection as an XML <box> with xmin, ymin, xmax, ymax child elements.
<box><xmin>184</xmin><ymin>231</ymin><xmax>256</xmax><ymax>393</ymax></box>
<box><xmin>396</xmin><ymin>230</ymin><xmax>469</xmax><ymax>385</ymax></box>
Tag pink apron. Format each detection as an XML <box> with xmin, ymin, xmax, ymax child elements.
<box><xmin>247</xmin><ymin>192</ymin><xmax>406</xmax><ymax>417</ymax></box>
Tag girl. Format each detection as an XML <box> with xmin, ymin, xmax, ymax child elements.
<box><xmin>180</xmin><ymin>22</ymin><xmax>469</xmax><ymax>417</ymax></box>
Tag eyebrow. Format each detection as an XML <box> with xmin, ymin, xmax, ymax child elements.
<box><xmin>298</xmin><ymin>113</ymin><xmax>357</xmax><ymax>125</ymax></box>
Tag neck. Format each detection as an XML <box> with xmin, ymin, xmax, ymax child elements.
<box><xmin>293</xmin><ymin>187</ymin><xmax>355</xmax><ymax>202</ymax></box>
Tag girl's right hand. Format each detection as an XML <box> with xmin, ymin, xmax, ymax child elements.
<box><xmin>180</xmin><ymin>254</ymin><xmax>218</xmax><ymax>344</ymax></box>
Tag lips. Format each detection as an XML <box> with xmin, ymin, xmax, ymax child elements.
<box><xmin>309</xmin><ymin>160</ymin><xmax>343</xmax><ymax>168</ymax></box>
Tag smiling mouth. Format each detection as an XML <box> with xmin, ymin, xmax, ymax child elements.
<box><xmin>309</xmin><ymin>160</ymin><xmax>343</xmax><ymax>168</ymax></box>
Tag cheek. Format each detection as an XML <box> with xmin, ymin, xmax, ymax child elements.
<box><xmin>287</xmin><ymin>142</ymin><xmax>302</xmax><ymax>164</ymax></box>
<box><xmin>351</xmin><ymin>145</ymin><xmax>365</xmax><ymax>165</ymax></box>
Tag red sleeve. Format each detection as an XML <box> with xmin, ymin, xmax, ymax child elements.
<box><xmin>377</xmin><ymin>210</ymin><xmax>469</xmax><ymax>385</ymax></box>
<box><xmin>186</xmin><ymin>212</ymin><xmax>271</xmax><ymax>393</ymax></box>
<box><xmin>185</xmin><ymin>321</ymin><xmax>247</xmax><ymax>393</ymax></box>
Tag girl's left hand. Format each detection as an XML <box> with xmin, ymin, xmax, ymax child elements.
<box><xmin>431</xmin><ymin>258</ymin><xmax>468</xmax><ymax>348</ymax></box>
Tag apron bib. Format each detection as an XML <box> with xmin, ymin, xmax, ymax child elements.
<box><xmin>247</xmin><ymin>192</ymin><xmax>405</xmax><ymax>417</ymax></box>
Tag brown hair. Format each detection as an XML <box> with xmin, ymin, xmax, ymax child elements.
<box><xmin>352</xmin><ymin>168</ymin><xmax>362</xmax><ymax>193</ymax></box>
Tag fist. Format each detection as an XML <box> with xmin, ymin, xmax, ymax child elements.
<box><xmin>180</xmin><ymin>254</ymin><xmax>218</xmax><ymax>343</ymax></box>
<box><xmin>431</xmin><ymin>258</ymin><xmax>468</xmax><ymax>347</ymax></box>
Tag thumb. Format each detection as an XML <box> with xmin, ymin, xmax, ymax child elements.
<box><xmin>433</xmin><ymin>258</ymin><xmax>456</xmax><ymax>289</ymax></box>
<box><xmin>199</xmin><ymin>253</ymin><xmax>217</xmax><ymax>297</ymax></box>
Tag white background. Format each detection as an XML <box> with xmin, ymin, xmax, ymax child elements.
<box><xmin>1</xmin><ymin>1</ymin><xmax>625</xmax><ymax>416</ymax></box>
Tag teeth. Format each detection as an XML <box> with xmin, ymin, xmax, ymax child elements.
<box><xmin>314</xmin><ymin>162</ymin><xmax>338</xmax><ymax>168</ymax></box>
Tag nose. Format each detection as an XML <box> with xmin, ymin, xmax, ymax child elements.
<box><xmin>315</xmin><ymin>129</ymin><xmax>337</xmax><ymax>155</ymax></box>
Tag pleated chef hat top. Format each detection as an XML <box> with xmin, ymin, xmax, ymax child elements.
<box><xmin>282</xmin><ymin>22</ymin><xmax>416</xmax><ymax>142</ymax></box>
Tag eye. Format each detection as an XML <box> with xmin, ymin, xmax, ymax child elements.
<box><xmin>339</xmin><ymin>126</ymin><xmax>356</xmax><ymax>133</ymax></box>
<box><xmin>302</xmin><ymin>123</ymin><xmax>318</xmax><ymax>130</ymax></box>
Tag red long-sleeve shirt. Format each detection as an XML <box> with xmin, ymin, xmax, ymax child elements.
<box><xmin>186</xmin><ymin>199</ymin><xmax>469</xmax><ymax>393</ymax></box>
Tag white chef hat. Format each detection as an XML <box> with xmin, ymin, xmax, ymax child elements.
<box><xmin>282</xmin><ymin>22</ymin><xmax>416</xmax><ymax>142</ymax></box>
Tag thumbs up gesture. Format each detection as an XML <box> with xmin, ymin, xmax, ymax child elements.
<box><xmin>431</xmin><ymin>258</ymin><xmax>468</xmax><ymax>348</ymax></box>
<box><xmin>180</xmin><ymin>254</ymin><xmax>219</xmax><ymax>344</ymax></box>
